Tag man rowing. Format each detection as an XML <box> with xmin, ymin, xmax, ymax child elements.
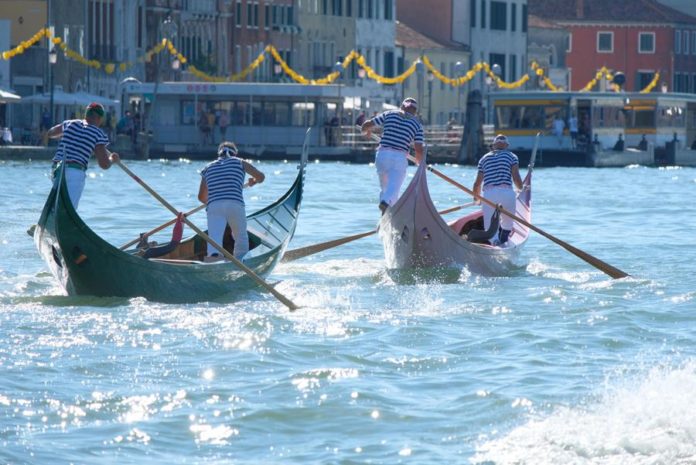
<box><xmin>48</xmin><ymin>102</ymin><xmax>120</xmax><ymax>209</ymax></box>
<box><xmin>361</xmin><ymin>97</ymin><xmax>424</xmax><ymax>214</ymax></box>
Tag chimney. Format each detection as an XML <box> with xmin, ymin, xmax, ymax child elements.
<box><xmin>576</xmin><ymin>0</ymin><xmax>584</xmax><ymax>19</ymax></box>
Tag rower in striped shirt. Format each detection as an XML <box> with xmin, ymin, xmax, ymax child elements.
<box><xmin>361</xmin><ymin>97</ymin><xmax>424</xmax><ymax>214</ymax></box>
<box><xmin>198</xmin><ymin>141</ymin><xmax>265</xmax><ymax>261</ymax></box>
<box><xmin>48</xmin><ymin>102</ymin><xmax>120</xmax><ymax>209</ymax></box>
<box><xmin>472</xmin><ymin>134</ymin><xmax>524</xmax><ymax>245</ymax></box>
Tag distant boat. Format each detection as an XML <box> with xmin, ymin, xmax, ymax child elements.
<box><xmin>33</xmin><ymin>131</ymin><xmax>310</xmax><ymax>303</ymax></box>
<box><xmin>378</xmin><ymin>161</ymin><xmax>532</xmax><ymax>277</ymax></box>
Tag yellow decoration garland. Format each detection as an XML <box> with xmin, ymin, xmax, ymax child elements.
<box><xmin>0</xmin><ymin>27</ymin><xmax>665</xmax><ymax>93</ymax></box>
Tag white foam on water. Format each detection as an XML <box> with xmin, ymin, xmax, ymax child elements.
<box><xmin>472</xmin><ymin>360</ymin><xmax>696</xmax><ymax>464</ymax></box>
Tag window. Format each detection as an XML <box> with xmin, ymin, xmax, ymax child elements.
<box><xmin>264</xmin><ymin>4</ymin><xmax>270</xmax><ymax>28</ymax></box>
<box><xmin>675</xmin><ymin>30</ymin><xmax>681</xmax><ymax>54</ymax></box>
<box><xmin>522</xmin><ymin>4</ymin><xmax>527</xmax><ymax>32</ymax></box>
<box><xmin>470</xmin><ymin>0</ymin><xmax>476</xmax><ymax>28</ymax></box>
<box><xmin>636</xmin><ymin>71</ymin><xmax>655</xmax><ymax>92</ymax></box>
<box><xmin>346</xmin><ymin>0</ymin><xmax>352</xmax><ymax>17</ymax></box>
<box><xmin>247</xmin><ymin>3</ymin><xmax>253</xmax><ymax>26</ymax></box>
<box><xmin>236</xmin><ymin>1</ymin><xmax>242</xmax><ymax>26</ymax></box>
<box><xmin>358</xmin><ymin>0</ymin><xmax>363</xmax><ymax>17</ymax></box>
<box><xmin>597</xmin><ymin>31</ymin><xmax>613</xmax><ymax>53</ymax></box>
<box><xmin>511</xmin><ymin>3</ymin><xmax>516</xmax><ymax>32</ymax></box>
<box><xmin>288</xmin><ymin>6</ymin><xmax>294</xmax><ymax>24</ymax></box>
<box><xmin>480</xmin><ymin>0</ymin><xmax>486</xmax><ymax>29</ymax></box>
<box><xmin>692</xmin><ymin>31</ymin><xmax>696</xmax><ymax>54</ymax></box>
<box><xmin>490</xmin><ymin>1</ymin><xmax>506</xmax><ymax>31</ymax></box>
<box><xmin>510</xmin><ymin>54</ymin><xmax>517</xmax><ymax>81</ymax></box>
<box><xmin>639</xmin><ymin>32</ymin><xmax>655</xmax><ymax>53</ymax></box>
<box><xmin>685</xmin><ymin>31</ymin><xmax>690</xmax><ymax>54</ymax></box>
<box><xmin>384</xmin><ymin>0</ymin><xmax>392</xmax><ymax>20</ymax></box>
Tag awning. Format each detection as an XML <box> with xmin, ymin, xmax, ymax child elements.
<box><xmin>0</xmin><ymin>88</ymin><xmax>21</xmax><ymax>103</ymax></box>
<box><xmin>20</xmin><ymin>90</ymin><xmax>118</xmax><ymax>107</ymax></box>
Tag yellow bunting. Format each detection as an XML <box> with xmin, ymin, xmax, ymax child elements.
<box><xmin>0</xmin><ymin>27</ymin><xmax>668</xmax><ymax>94</ymax></box>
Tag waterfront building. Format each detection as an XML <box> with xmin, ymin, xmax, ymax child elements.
<box><xmin>529</xmin><ymin>0</ymin><xmax>696</xmax><ymax>92</ymax></box>
<box><xmin>396</xmin><ymin>21</ymin><xmax>470</xmax><ymax>125</ymax></box>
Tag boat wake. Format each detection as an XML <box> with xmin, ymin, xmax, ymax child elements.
<box><xmin>472</xmin><ymin>359</ymin><xmax>696</xmax><ymax>464</ymax></box>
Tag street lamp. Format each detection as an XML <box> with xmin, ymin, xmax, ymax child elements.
<box><xmin>48</xmin><ymin>47</ymin><xmax>57</xmax><ymax>128</ymax></box>
<box><xmin>427</xmin><ymin>71</ymin><xmax>434</xmax><ymax>125</ymax></box>
<box><xmin>454</xmin><ymin>61</ymin><xmax>465</xmax><ymax>124</ymax></box>
<box><xmin>486</xmin><ymin>63</ymin><xmax>501</xmax><ymax>124</ymax></box>
<box><xmin>333</xmin><ymin>60</ymin><xmax>343</xmax><ymax>145</ymax></box>
<box><xmin>144</xmin><ymin>15</ymin><xmax>178</xmax><ymax>158</ymax></box>
<box><xmin>416</xmin><ymin>59</ymin><xmax>425</xmax><ymax>119</ymax></box>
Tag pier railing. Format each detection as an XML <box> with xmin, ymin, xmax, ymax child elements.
<box><xmin>337</xmin><ymin>125</ymin><xmax>463</xmax><ymax>153</ymax></box>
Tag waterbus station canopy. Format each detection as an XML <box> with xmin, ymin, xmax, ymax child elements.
<box><xmin>20</xmin><ymin>90</ymin><xmax>117</xmax><ymax>107</ymax></box>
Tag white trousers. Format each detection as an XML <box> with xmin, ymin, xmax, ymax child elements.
<box><xmin>206</xmin><ymin>200</ymin><xmax>249</xmax><ymax>259</ymax></box>
<box><xmin>482</xmin><ymin>186</ymin><xmax>516</xmax><ymax>232</ymax></box>
<box><xmin>54</xmin><ymin>167</ymin><xmax>87</xmax><ymax>210</ymax></box>
<box><xmin>375</xmin><ymin>148</ymin><xmax>408</xmax><ymax>206</ymax></box>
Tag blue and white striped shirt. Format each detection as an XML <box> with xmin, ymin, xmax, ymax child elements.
<box><xmin>51</xmin><ymin>119</ymin><xmax>109</xmax><ymax>167</ymax></box>
<box><xmin>201</xmin><ymin>156</ymin><xmax>245</xmax><ymax>206</ymax></box>
<box><xmin>372</xmin><ymin>110</ymin><xmax>424</xmax><ymax>153</ymax></box>
<box><xmin>478</xmin><ymin>150</ymin><xmax>519</xmax><ymax>188</ymax></box>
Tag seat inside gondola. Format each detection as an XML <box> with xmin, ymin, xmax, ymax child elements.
<box><xmin>457</xmin><ymin>208</ymin><xmax>501</xmax><ymax>244</ymax></box>
<box><xmin>136</xmin><ymin>225</ymin><xmax>261</xmax><ymax>262</ymax></box>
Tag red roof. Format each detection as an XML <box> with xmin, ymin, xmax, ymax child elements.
<box><xmin>529</xmin><ymin>0</ymin><xmax>696</xmax><ymax>24</ymax></box>
<box><xmin>395</xmin><ymin>21</ymin><xmax>460</xmax><ymax>50</ymax></box>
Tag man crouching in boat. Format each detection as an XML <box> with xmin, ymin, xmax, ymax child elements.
<box><xmin>48</xmin><ymin>102</ymin><xmax>120</xmax><ymax>209</ymax></box>
<box><xmin>361</xmin><ymin>97</ymin><xmax>424</xmax><ymax>214</ymax></box>
<box><xmin>198</xmin><ymin>142</ymin><xmax>265</xmax><ymax>262</ymax></box>
<box><xmin>472</xmin><ymin>134</ymin><xmax>523</xmax><ymax>245</ymax></box>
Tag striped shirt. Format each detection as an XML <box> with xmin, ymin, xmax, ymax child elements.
<box><xmin>478</xmin><ymin>150</ymin><xmax>519</xmax><ymax>188</ymax></box>
<box><xmin>51</xmin><ymin>119</ymin><xmax>109</xmax><ymax>167</ymax></box>
<box><xmin>201</xmin><ymin>156</ymin><xmax>245</xmax><ymax>205</ymax></box>
<box><xmin>372</xmin><ymin>110</ymin><xmax>424</xmax><ymax>153</ymax></box>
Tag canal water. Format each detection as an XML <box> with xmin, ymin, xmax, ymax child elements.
<box><xmin>1</xmin><ymin>158</ymin><xmax>695</xmax><ymax>464</ymax></box>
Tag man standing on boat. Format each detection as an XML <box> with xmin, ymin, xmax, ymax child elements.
<box><xmin>198</xmin><ymin>141</ymin><xmax>265</xmax><ymax>261</ymax></box>
<box><xmin>472</xmin><ymin>134</ymin><xmax>523</xmax><ymax>245</ymax></box>
<box><xmin>48</xmin><ymin>102</ymin><xmax>120</xmax><ymax>209</ymax></box>
<box><xmin>361</xmin><ymin>97</ymin><xmax>424</xmax><ymax>214</ymax></box>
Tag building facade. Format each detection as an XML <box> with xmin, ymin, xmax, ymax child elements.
<box><xmin>230</xmin><ymin>0</ymin><xmax>296</xmax><ymax>81</ymax></box>
<box><xmin>529</xmin><ymin>0</ymin><xmax>696</xmax><ymax>92</ymax></box>
<box><xmin>396</xmin><ymin>21</ymin><xmax>470</xmax><ymax>125</ymax></box>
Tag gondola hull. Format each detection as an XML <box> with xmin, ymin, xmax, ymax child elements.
<box><xmin>34</xmin><ymin>132</ymin><xmax>309</xmax><ymax>303</ymax></box>
<box><xmin>378</xmin><ymin>162</ymin><xmax>532</xmax><ymax>276</ymax></box>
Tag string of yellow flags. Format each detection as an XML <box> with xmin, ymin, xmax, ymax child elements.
<box><xmin>1</xmin><ymin>28</ymin><xmax>659</xmax><ymax>93</ymax></box>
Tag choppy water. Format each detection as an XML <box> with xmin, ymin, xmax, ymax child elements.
<box><xmin>1</xmin><ymin>157</ymin><xmax>695</xmax><ymax>464</ymax></box>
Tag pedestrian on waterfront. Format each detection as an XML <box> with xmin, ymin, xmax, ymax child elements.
<box><xmin>361</xmin><ymin>97</ymin><xmax>424</xmax><ymax>214</ymax></box>
<box><xmin>355</xmin><ymin>111</ymin><xmax>366</xmax><ymax>126</ymax></box>
<box><xmin>198</xmin><ymin>110</ymin><xmax>210</xmax><ymax>145</ymax></box>
<box><xmin>1</xmin><ymin>127</ymin><xmax>13</xmax><ymax>145</ymax></box>
<box><xmin>218</xmin><ymin>110</ymin><xmax>229</xmax><ymax>142</ymax></box>
<box><xmin>552</xmin><ymin>115</ymin><xmax>565</xmax><ymax>147</ymax></box>
<box><xmin>198</xmin><ymin>141</ymin><xmax>265</xmax><ymax>261</ymax></box>
<box><xmin>207</xmin><ymin>109</ymin><xmax>216</xmax><ymax>144</ymax></box>
<box><xmin>48</xmin><ymin>102</ymin><xmax>120</xmax><ymax>209</ymax></box>
<box><xmin>568</xmin><ymin>112</ymin><xmax>578</xmax><ymax>149</ymax></box>
<box><xmin>471</xmin><ymin>134</ymin><xmax>523</xmax><ymax>245</ymax></box>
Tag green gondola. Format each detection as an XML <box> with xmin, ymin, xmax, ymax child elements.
<box><xmin>33</xmin><ymin>131</ymin><xmax>309</xmax><ymax>303</ymax></box>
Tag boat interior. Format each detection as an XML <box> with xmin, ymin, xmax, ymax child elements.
<box><xmin>133</xmin><ymin>226</ymin><xmax>264</xmax><ymax>263</ymax></box>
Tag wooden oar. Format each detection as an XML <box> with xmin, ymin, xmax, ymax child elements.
<box><xmin>118</xmin><ymin>203</ymin><xmax>206</xmax><ymax>251</ymax></box>
<box><xmin>115</xmin><ymin>160</ymin><xmax>300</xmax><ymax>311</ymax></box>
<box><xmin>405</xmin><ymin>154</ymin><xmax>629</xmax><ymax>279</ymax></box>
<box><xmin>282</xmin><ymin>202</ymin><xmax>476</xmax><ymax>262</ymax></box>
<box><xmin>118</xmin><ymin>182</ymin><xmax>251</xmax><ymax>251</ymax></box>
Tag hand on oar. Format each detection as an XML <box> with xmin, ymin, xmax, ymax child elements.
<box><xmin>282</xmin><ymin>202</ymin><xmax>476</xmax><ymax>262</ymax></box>
<box><xmin>114</xmin><ymin>160</ymin><xmax>300</xmax><ymax>311</ymax></box>
<box><xmin>404</xmin><ymin>154</ymin><xmax>630</xmax><ymax>279</ymax></box>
